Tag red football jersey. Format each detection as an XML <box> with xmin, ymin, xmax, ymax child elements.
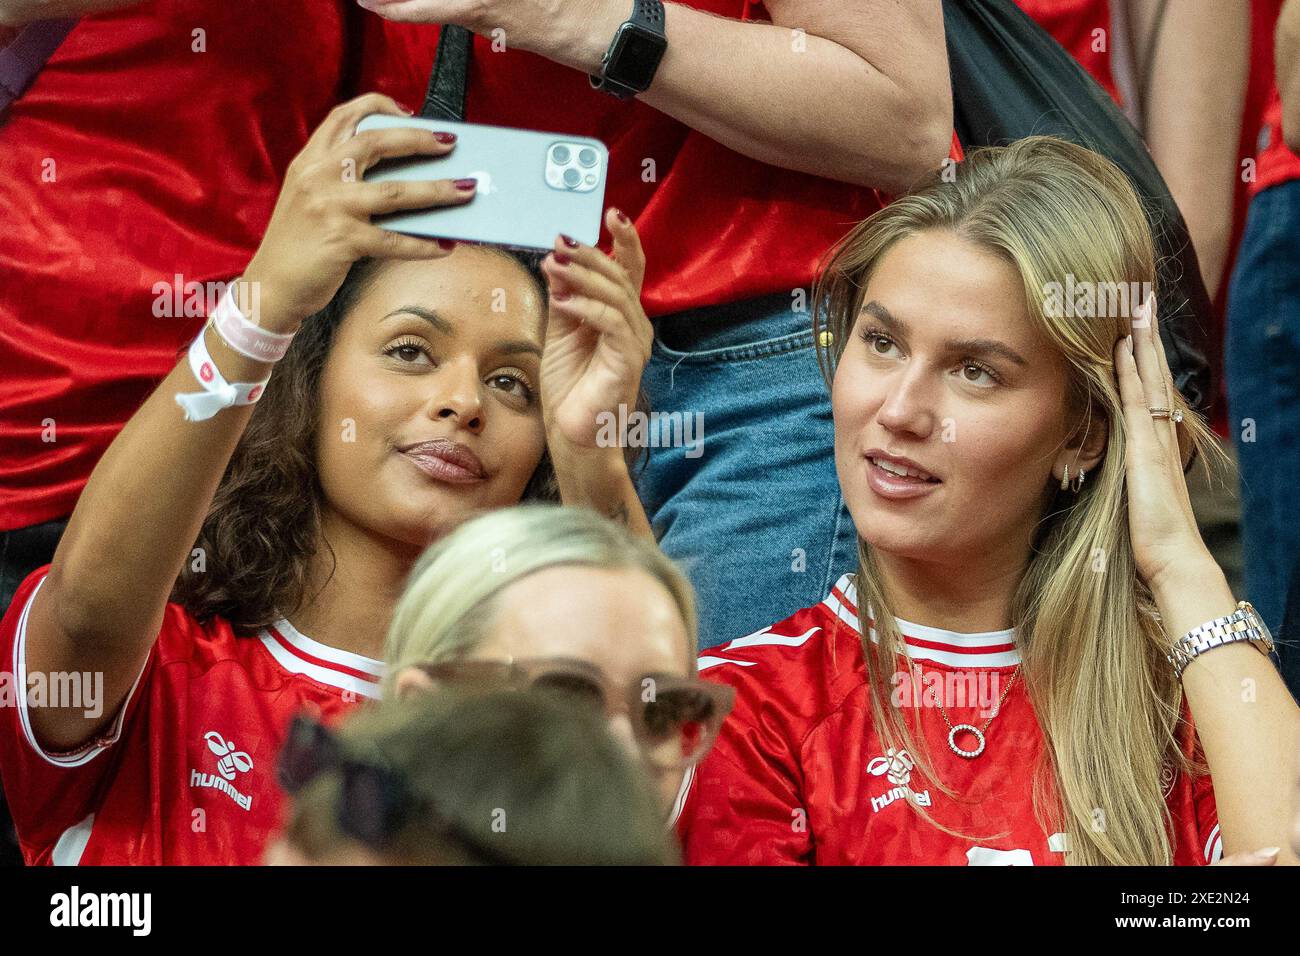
<box><xmin>680</xmin><ymin>575</ymin><xmax>1222</xmax><ymax>865</ymax></box>
<box><xmin>0</xmin><ymin>567</ymin><xmax>380</xmax><ymax>865</ymax></box>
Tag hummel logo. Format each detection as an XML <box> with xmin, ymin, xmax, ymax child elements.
<box><xmin>204</xmin><ymin>731</ymin><xmax>253</xmax><ymax>781</ymax></box>
<box><xmin>866</xmin><ymin>747</ymin><xmax>932</xmax><ymax>813</ymax></box>
<box><xmin>866</xmin><ymin>747</ymin><xmax>914</xmax><ymax>786</ymax></box>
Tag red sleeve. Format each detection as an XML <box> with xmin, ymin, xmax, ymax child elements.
<box><xmin>677</xmin><ymin>664</ymin><xmax>815</xmax><ymax>866</ymax></box>
<box><xmin>0</xmin><ymin>566</ymin><xmax>153</xmax><ymax>864</ymax></box>
<box><xmin>1167</xmin><ymin>715</ymin><xmax>1222</xmax><ymax>865</ymax></box>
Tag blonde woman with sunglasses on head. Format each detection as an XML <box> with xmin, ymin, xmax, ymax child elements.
<box><xmin>680</xmin><ymin>136</ymin><xmax>1300</xmax><ymax>866</ymax></box>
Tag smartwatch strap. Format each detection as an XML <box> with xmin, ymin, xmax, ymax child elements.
<box><xmin>591</xmin><ymin>0</ymin><xmax>666</xmax><ymax>99</ymax></box>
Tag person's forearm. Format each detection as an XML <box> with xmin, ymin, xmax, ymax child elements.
<box><xmin>503</xmin><ymin>0</ymin><xmax>951</xmax><ymax>194</ymax></box>
<box><xmin>42</xmin><ymin>279</ymin><xmax>291</xmax><ymax>662</ymax></box>
<box><xmin>1280</xmin><ymin>0</ymin><xmax>1300</xmax><ymax>151</ymax></box>
<box><xmin>0</xmin><ymin>0</ymin><xmax>140</xmax><ymax>26</ymax></box>
<box><xmin>1136</xmin><ymin>1</ymin><xmax>1249</xmax><ymax>301</ymax></box>
<box><xmin>1151</xmin><ymin>557</ymin><xmax>1300</xmax><ymax>864</ymax></box>
<box><xmin>548</xmin><ymin>441</ymin><xmax>653</xmax><ymax>539</ymax></box>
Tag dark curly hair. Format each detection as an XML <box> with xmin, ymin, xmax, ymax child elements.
<box><xmin>171</xmin><ymin>249</ymin><xmax>558</xmax><ymax>633</ymax></box>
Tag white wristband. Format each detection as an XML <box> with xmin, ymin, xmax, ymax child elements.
<box><xmin>210</xmin><ymin>283</ymin><xmax>296</xmax><ymax>362</ymax></box>
<box><xmin>175</xmin><ymin>328</ymin><xmax>271</xmax><ymax>422</ymax></box>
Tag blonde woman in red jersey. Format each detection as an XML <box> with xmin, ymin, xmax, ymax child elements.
<box><xmin>680</xmin><ymin>136</ymin><xmax>1300</xmax><ymax>866</ymax></box>
<box><xmin>0</xmin><ymin>93</ymin><xmax>655</xmax><ymax>864</ymax></box>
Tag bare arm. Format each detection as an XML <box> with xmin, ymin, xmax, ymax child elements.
<box><xmin>368</xmin><ymin>0</ymin><xmax>954</xmax><ymax>194</ymax></box>
<box><xmin>1127</xmin><ymin>0</ymin><xmax>1249</xmax><ymax>301</ymax></box>
<box><xmin>1150</xmin><ymin>561</ymin><xmax>1300</xmax><ymax>865</ymax></box>
<box><xmin>1281</xmin><ymin>0</ymin><xmax>1300</xmax><ymax>151</ymax></box>
<box><xmin>23</xmin><ymin>95</ymin><xmax>467</xmax><ymax>750</ymax></box>
<box><xmin>1117</xmin><ymin>297</ymin><xmax>1300</xmax><ymax>864</ymax></box>
<box><xmin>0</xmin><ymin>0</ymin><xmax>141</xmax><ymax>27</ymax></box>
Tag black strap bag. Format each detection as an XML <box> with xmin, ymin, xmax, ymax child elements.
<box><xmin>943</xmin><ymin>0</ymin><xmax>1213</xmax><ymax>413</ymax></box>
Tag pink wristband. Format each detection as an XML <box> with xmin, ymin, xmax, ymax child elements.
<box><xmin>210</xmin><ymin>284</ymin><xmax>295</xmax><ymax>362</ymax></box>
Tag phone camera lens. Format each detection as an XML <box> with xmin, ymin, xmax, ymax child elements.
<box><xmin>551</xmin><ymin>145</ymin><xmax>571</xmax><ymax>164</ymax></box>
<box><xmin>578</xmin><ymin>148</ymin><xmax>598</xmax><ymax>168</ymax></box>
<box><xmin>562</xmin><ymin>167</ymin><xmax>582</xmax><ymax>188</ymax></box>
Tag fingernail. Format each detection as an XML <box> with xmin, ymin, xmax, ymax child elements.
<box><xmin>437</xmin><ymin>239</ymin><xmax>456</xmax><ymax>251</ymax></box>
<box><xmin>453</xmin><ymin>178</ymin><xmax>477</xmax><ymax>191</ymax></box>
<box><xmin>613</xmin><ymin>208</ymin><xmax>628</xmax><ymax>224</ymax></box>
<box><xmin>560</xmin><ymin>234</ymin><xmax>579</xmax><ymax>248</ymax></box>
<box><xmin>400</xmin><ymin>103</ymin><xmax>415</xmax><ymax>115</ymax></box>
<box><xmin>434</xmin><ymin>131</ymin><xmax>457</xmax><ymax>144</ymax></box>
<box><xmin>1255</xmin><ymin>847</ymin><xmax>1281</xmax><ymax>859</ymax></box>
<box><xmin>1125</xmin><ymin>334</ymin><xmax>1133</xmax><ymax>354</ymax></box>
<box><xmin>554</xmin><ymin>251</ymin><xmax>572</xmax><ymax>266</ymax></box>
<box><xmin>552</xmin><ymin>290</ymin><xmax>570</xmax><ymax>302</ymax></box>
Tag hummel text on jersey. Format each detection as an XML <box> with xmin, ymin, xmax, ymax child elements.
<box><xmin>50</xmin><ymin>886</ymin><xmax>151</xmax><ymax>936</ymax></box>
<box><xmin>189</xmin><ymin>730</ymin><xmax>255</xmax><ymax>810</ymax></box>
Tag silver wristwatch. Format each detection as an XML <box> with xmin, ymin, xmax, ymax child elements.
<box><xmin>1167</xmin><ymin>600</ymin><xmax>1275</xmax><ymax>679</ymax></box>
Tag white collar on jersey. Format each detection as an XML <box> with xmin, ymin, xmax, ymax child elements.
<box><xmin>824</xmin><ymin>573</ymin><xmax>1020</xmax><ymax>669</ymax></box>
<box><xmin>257</xmin><ymin>617</ymin><xmax>385</xmax><ymax>699</ymax></box>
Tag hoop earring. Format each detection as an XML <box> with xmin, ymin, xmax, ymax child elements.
<box><xmin>1072</xmin><ymin>467</ymin><xmax>1086</xmax><ymax>494</ymax></box>
<box><xmin>1060</xmin><ymin>464</ymin><xmax>1070</xmax><ymax>492</ymax></box>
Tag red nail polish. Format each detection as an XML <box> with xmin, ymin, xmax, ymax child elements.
<box><xmin>614</xmin><ymin>209</ymin><xmax>629</xmax><ymax>224</ymax></box>
<box><xmin>552</xmin><ymin>291</ymin><xmax>571</xmax><ymax>302</ymax></box>
<box><xmin>434</xmin><ymin>131</ymin><xmax>457</xmax><ymax>144</ymax></box>
<box><xmin>437</xmin><ymin>239</ymin><xmax>456</xmax><ymax>251</ymax></box>
<box><xmin>554</xmin><ymin>251</ymin><xmax>572</xmax><ymax>265</ymax></box>
<box><xmin>560</xmin><ymin>234</ymin><xmax>579</xmax><ymax>248</ymax></box>
<box><xmin>453</xmin><ymin>178</ymin><xmax>477</xmax><ymax>190</ymax></box>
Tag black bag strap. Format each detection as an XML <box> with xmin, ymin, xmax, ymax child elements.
<box><xmin>420</xmin><ymin>24</ymin><xmax>473</xmax><ymax>121</ymax></box>
<box><xmin>0</xmin><ymin>18</ymin><xmax>76</xmax><ymax>114</ymax></box>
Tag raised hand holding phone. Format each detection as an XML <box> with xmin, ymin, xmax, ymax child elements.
<box><xmin>241</xmin><ymin>94</ymin><xmax>473</xmax><ymax>333</ymax></box>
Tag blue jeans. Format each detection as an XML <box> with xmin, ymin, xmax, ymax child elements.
<box><xmin>1226</xmin><ymin>179</ymin><xmax>1300</xmax><ymax>639</ymax></box>
<box><xmin>635</xmin><ymin>293</ymin><xmax>859</xmax><ymax>649</ymax></box>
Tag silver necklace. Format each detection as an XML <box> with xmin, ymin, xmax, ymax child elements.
<box><xmin>935</xmin><ymin>666</ymin><xmax>1020</xmax><ymax>759</ymax></box>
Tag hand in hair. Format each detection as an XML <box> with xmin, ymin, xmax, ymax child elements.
<box><xmin>1112</xmin><ymin>295</ymin><xmax>1209</xmax><ymax>594</ymax></box>
<box><xmin>240</xmin><ymin>93</ymin><xmax>470</xmax><ymax>332</ymax></box>
<box><xmin>1119</xmin><ymin>299</ymin><xmax>1300</xmax><ymax>864</ymax></box>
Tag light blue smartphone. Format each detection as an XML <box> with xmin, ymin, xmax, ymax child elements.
<box><xmin>356</xmin><ymin>114</ymin><xmax>609</xmax><ymax>251</ymax></box>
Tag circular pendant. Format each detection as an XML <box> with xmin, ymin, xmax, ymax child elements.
<box><xmin>948</xmin><ymin>723</ymin><xmax>986</xmax><ymax>759</ymax></box>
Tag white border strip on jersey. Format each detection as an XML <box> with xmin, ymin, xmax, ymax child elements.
<box><xmin>1204</xmin><ymin>824</ymin><xmax>1223</xmax><ymax>864</ymax></box>
<box><xmin>723</xmin><ymin>626</ymin><xmax>822</xmax><ymax>652</ymax></box>
<box><xmin>270</xmin><ymin>617</ymin><xmax>385</xmax><ymax>677</ymax></box>
<box><xmin>13</xmin><ymin>575</ymin><xmax>149</xmax><ymax>769</ymax></box>
<box><xmin>258</xmin><ymin>630</ymin><xmax>383</xmax><ymax>700</ymax></box>
<box><xmin>825</xmin><ymin>574</ymin><xmax>1020</xmax><ymax>668</ymax></box>
<box><xmin>51</xmin><ymin>813</ymin><xmax>95</xmax><ymax>866</ymax></box>
<box><xmin>666</xmin><ymin>763</ymin><xmax>695</xmax><ymax>829</ymax></box>
<box><xmin>697</xmin><ymin>655</ymin><xmax>756</xmax><ymax>673</ymax></box>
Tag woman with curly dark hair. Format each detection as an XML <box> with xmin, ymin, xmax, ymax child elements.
<box><xmin>0</xmin><ymin>93</ymin><xmax>655</xmax><ymax>864</ymax></box>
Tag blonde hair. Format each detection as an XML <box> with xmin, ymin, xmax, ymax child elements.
<box><xmin>811</xmin><ymin>136</ymin><xmax>1225</xmax><ymax>865</ymax></box>
<box><xmin>383</xmin><ymin>504</ymin><xmax>699</xmax><ymax>695</ymax></box>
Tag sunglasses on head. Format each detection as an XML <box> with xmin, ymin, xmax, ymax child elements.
<box><xmin>413</xmin><ymin>657</ymin><xmax>735</xmax><ymax>771</ymax></box>
<box><xmin>277</xmin><ymin>713</ymin><xmax>515</xmax><ymax>865</ymax></box>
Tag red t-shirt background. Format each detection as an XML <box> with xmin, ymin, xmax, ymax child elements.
<box><xmin>0</xmin><ymin>2</ymin><xmax>352</xmax><ymax>531</ymax></box>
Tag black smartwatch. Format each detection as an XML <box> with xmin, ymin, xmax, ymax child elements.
<box><xmin>590</xmin><ymin>0</ymin><xmax>668</xmax><ymax>100</ymax></box>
